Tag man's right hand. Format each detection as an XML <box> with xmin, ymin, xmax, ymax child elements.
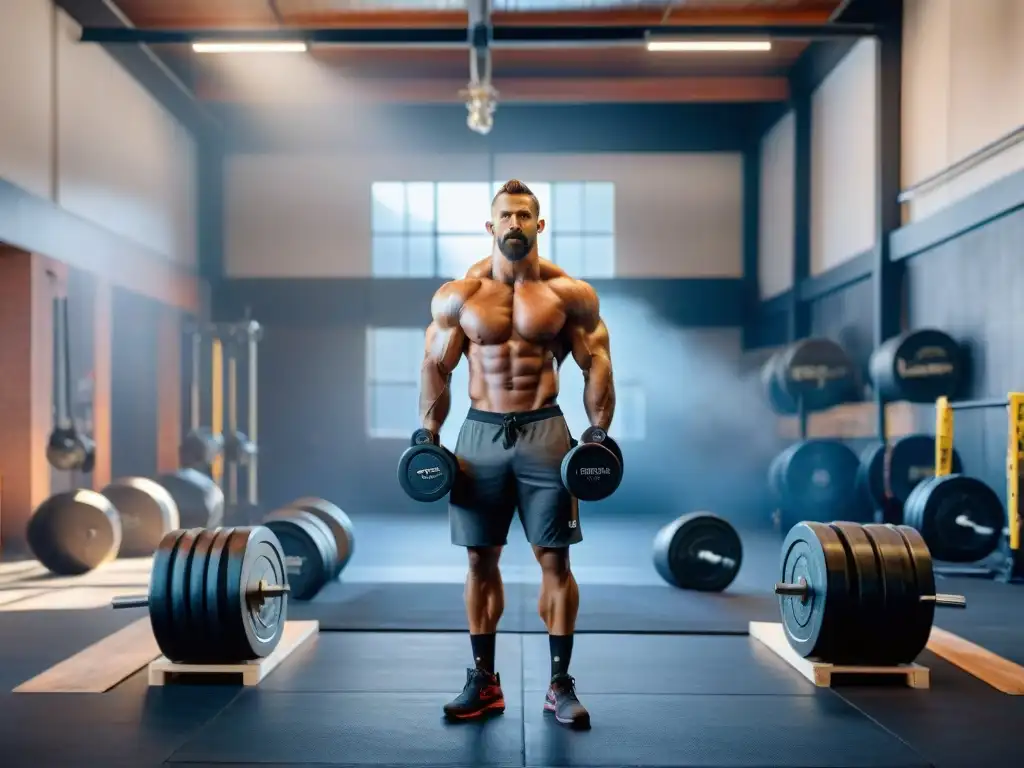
<box><xmin>398</xmin><ymin>428</ymin><xmax>458</xmax><ymax>503</ymax></box>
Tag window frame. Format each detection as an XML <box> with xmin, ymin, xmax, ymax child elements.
<box><xmin>371</xmin><ymin>180</ymin><xmax>616</xmax><ymax>278</ymax></box>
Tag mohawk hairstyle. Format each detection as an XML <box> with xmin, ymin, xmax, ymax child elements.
<box><xmin>492</xmin><ymin>179</ymin><xmax>540</xmax><ymax>215</ymax></box>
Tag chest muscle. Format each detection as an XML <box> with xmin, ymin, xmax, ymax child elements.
<box><xmin>461</xmin><ymin>282</ymin><xmax>566</xmax><ymax>345</ymax></box>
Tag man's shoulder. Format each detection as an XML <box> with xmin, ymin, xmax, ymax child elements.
<box><xmin>545</xmin><ymin>273</ymin><xmax>598</xmax><ymax>316</ymax></box>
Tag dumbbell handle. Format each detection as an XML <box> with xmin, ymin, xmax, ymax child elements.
<box><xmin>696</xmin><ymin>550</ymin><xmax>737</xmax><ymax>570</ymax></box>
<box><xmin>111</xmin><ymin>580</ymin><xmax>290</xmax><ymax>609</ymax></box>
<box><xmin>774</xmin><ymin>580</ymin><xmax>966</xmax><ymax>608</ymax></box>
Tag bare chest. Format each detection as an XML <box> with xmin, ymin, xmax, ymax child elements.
<box><xmin>460</xmin><ymin>281</ymin><xmax>567</xmax><ymax>345</ymax></box>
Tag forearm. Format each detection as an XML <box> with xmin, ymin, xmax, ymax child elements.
<box><xmin>582</xmin><ymin>353</ymin><xmax>614</xmax><ymax>430</ymax></box>
<box><xmin>419</xmin><ymin>358</ymin><xmax>452</xmax><ymax>434</ymax></box>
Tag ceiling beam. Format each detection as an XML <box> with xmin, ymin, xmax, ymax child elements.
<box><xmin>80</xmin><ymin>23</ymin><xmax>881</xmax><ymax>47</ymax></box>
<box><xmin>55</xmin><ymin>0</ymin><xmax>220</xmax><ymax>138</ymax></box>
<box><xmin>195</xmin><ymin>76</ymin><xmax>789</xmax><ymax>105</ymax></box>
<box><xmin>107</xmin><ymin>7</ymin><xmax>847</xmax><ymax>30</ymax></box>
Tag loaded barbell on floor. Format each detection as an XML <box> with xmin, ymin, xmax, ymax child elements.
<box><xmin>262</xmin><ymin>498</ymin><xmax>355</xmax><ymax>600</ymax></box>
<box><xmin>768</xmin><ymin>439</ymin><xmax>867</xmax><ymax>530</ymax></box>
<box><xmin>775</xmin><ymin>520</ymin><xmax>966</xmax><ymax>666</ymax></box>
<box><xmin>652</xmin><ymin>512</ymin><xmax>743</xmax><ymax>592</ymax></box>
<box><xmin>27</xmin><ymin>490</ymin><xmax>123</xmax><ymax>576</ymax></box>
<box><xmin>111</xmin><ymin>526</ymin><xmax>290</xmax><ymax>664</ymax></box>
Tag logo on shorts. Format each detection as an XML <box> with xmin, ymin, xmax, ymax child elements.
<box><xmin>568</xmin><ymin>520</ymin><xmax>577</xmax><ymax>529</ymax></box>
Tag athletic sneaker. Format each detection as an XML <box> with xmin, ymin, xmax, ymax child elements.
<box><xmin>544</xmin><ymin>674</ymin><xmax>590</xmax><ymax>729</ymax></box>
<box><xmin>443</xmin><ymin>667</ymin><xmax>505</xmax><ymax>720</ymax></box>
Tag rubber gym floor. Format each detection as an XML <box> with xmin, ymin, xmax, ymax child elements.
<box><xmin>1</xmin><ymin>508</ymin><xmax>1022</xmax><ymax>768</ymax></box>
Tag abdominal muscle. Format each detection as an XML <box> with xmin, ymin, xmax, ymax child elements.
<box><xmin>466</xmin><ymin>338</ymin><xmax>563</xmax><ymax>413</ymax></box>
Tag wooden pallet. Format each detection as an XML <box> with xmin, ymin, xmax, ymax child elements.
<box><xmin>148</xmin><ymin>620</ymin><xmax>319</xmax><ymax>687</ymax></box>
<box><xmin>749</xmin><ymin>621</ymin><xmax>930</xmax><ymax>689</ymax></box>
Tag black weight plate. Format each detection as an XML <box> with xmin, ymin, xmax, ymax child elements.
<box><xmin>652</xmin><ymin>512</ymin><xmax>742</xmax><ymax>591</ymax></box>
<box><xmin>862</xmin><ymin>523</ymin><xmax>916</xmax><ymax>665</ymax></box>
<box><xmin>185</xmin><ymin>528</ymin><xmax>218</xmax><ymax>663</ymax></box>
<box><xmin>147</xmin><ymin>529</ymin><xmax>186</xmax><ymax>662</ymax></box>
<box><xmin>779</xmin><ymin>440</ymin><xmax>862</xmax><ymax>520</ymax></box>
<box><xmin>869</xmin><ymin>329</ymin><xmax>962</xmax><ymax>403</ymax></box>
<box><xmin>906</xmin><ymin>474</ymin><xmax>1004</xmax><ymax>563</ymax></box>
<box><xmin>290</xmin><ymin>497</ymin><xmax>356</xmax><ymax>574</ymax></box>
<box><xmin>761</xmin><ymin>351</ymin><xmax>798</xmax><ymax>415</ymax></box>
<box><xmin>239</xmin><ymin>528</ymin><xmax>288</xmax><ymax>663</ymax></box>
<box><xmin>560</xmin><ymin>441</ymin><xmax>622</xmax><ymax>502</ymax></box>
<box><xmin>768</xmin><ymin>444</ymin><xmax>800</xmax><ymax>504</ymax></box>
<box><xmin>856</xmin><ymin>443</ymin><xmax>885</xmax><ymax>510</ymax></box>
<box><xmin>778</xmin><ymin>522</ymin><xmax>851</xmax><ymax>661</ymax></box>
<box><xmin>829</xmin><ymin>522</ymin><xmax>885</xmax><ymax>664</ymax></box>
<box><xmin>156</xmin><ymin>468</ymin><xmax>226</xmax><ymax>528</ymax></box>
<box><xmin>218</xmin><ymin>527</ymin><xmax>288</xmax><ymax>661</ymax></box>
<box><xmin>901</xmin><ymin>473</ymin><xmax>938</xmax><ymax>531</ymax></box>
<box><xmin>203</xmin><ymin>527</ymin><xmax>234</xmax><ymax>661</ymax></box>
<box><xmin>26</xmin><ymin>490</ymin><xmax>123</xmax><ymax>575</ymax></box>
<box><xmin>101</xmin><ymin>477</ymin><xmax>180</xmax><ymax>557</ymax></box>
<box><xmin>398</xmin><ymin>444</ymin><xmax>455</xmax><ymax>502</ymax></box>
<box><xmin>893</xmin><ymin>525</ymin><xmax>936</xmax><ymax>663</ymax></box>
<box><xmin>168</xmin><ymin>528</ymin><xmax>203</xmax><ymax>663</ymax></box>
<box><xmin>263</xmin><ymin>511</ymin><xmax>336</xmax><ymax>600</ymax></box>
<box><xmin>888</xmin><ymin>434</ymin><xmax>963</xmax><ymax>504</ymax></box>
<box><xmin>775</xmin><ymin>338</ymin><xmax>856</xmax><ymax>413</ymax></box>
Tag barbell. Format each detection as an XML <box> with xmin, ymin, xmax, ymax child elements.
<box><xmin>262</xmin><ymin>498</ymin><xmax>355</xmax><ymax>601</ymax></box>
<box><xmin>652</xmin><ymin>512</ymin><xmax>742</xmax><ymax>592</ymax></box>
<box><xmin>903</xmin><ymin>474</ymin><xmax>1006</xmax><ymax>563</ymax></box>
<box><xmin>775</xmin><ymin>520</ymin><xmax>966</xmax><ymax>665</ymax></box>
<box><xmin>111</xmin><ymin>526</ymin><xmax>290</xmax><ymax>664</ymax></box>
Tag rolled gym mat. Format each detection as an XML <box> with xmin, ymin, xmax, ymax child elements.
<box><xmin>869</xmin><ymin>329</ymin><xmax>962</xmax><ymax>403</ymax></box>
<box><xmin>764</xmin><ymin>338</ymin><xmax>857</xmax><ymax>414</ymax></box>
<box><xmin>288</xmin><ymin>497</ymin><xmax>355</xmax><ymax>575</ymax></box>
<box><xmin>27</xmin><ymin>489</ymin><xmax>123</xmax><ymax>575</ymax></box>
<box><xmin>262</xmin><ymin>509</ymin><xmax>339</xmax><ymax>600</ymax></box>
<box><xmin>773</xmin><ymin>440</ymin><xmax>863</xmax><ymax>522</ymax></box>
<box><xmin>156</xmin><ymin>468</ymin><xmax>225</xmax><ymax>529</ymax></box>
<box><xmin>100</xmin><ymin>477</ymin><xmax>181</xmax><ymax>557</ymax></box>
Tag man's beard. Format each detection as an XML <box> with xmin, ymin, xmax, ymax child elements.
<box><xmin>498</xmin><ymin>233</ymin><xmax>532</xmax><ymax>261</ymax></box>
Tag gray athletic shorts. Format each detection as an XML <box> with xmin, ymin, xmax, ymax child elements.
<box><xmin>449</xmin><ymin>405</ymin><xmax>582</xmax><ymax>549</ymax></box>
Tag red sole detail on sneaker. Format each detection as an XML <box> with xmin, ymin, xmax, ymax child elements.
<box><xmin>447</xmin><ymin>698</ymin><xmax>506</xmax><ymax>720</ymax></box>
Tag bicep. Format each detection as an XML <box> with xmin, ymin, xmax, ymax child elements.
<box><xmin>568</xmin><ymin>317</ymin><xmax>610</xmax><ymax>371</ymax></box>
<box><xmin>425</xmin><ymin>321</ymin><xmax>467</xmax><ymax>374</ymax></box>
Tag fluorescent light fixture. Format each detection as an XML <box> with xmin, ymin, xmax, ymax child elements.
<box><xmin>646</xmin><ymin>39</ymin><xmax>772</xmax><ymax>53</ymax></box>
<box><xmin>191</xmin><ymin>41</ymin><xmax>308</xmax><ymax>54</ymax></box>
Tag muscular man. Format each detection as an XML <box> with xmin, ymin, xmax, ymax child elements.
<box><xmin>418</xmin><ymin>180</ymin><xmax>614</xmax><ymax>728</ymax></box>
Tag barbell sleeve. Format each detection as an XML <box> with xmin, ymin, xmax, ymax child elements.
<box><xmin>774</xmin><ymin>579</ymin><xmax>808</xmax><ymax>597</ymax></box>
<box><xmin>921</xmin><ymin>593</ymin><xmax>967</xmax><ymax>608</ymax></box>
<box><xmin>111</xmin><ymin>595</ymin><xmax>149</xmax><ymax>609</ymax></box>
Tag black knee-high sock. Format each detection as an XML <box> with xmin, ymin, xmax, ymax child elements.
<box><xmin>471</xmin><ymin>633</ymin><xmax>496</xmax><ymax>673</ymax></box>
<box><xmin>549</xmin><ymin>634</ymin><xmax>574</xmax><ymax>679</ymax></box>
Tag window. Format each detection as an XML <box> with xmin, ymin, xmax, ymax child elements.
<box><xmin>365</xmin><ymin>326</ymin><xmax>472</xmax><ymax>441</ymax></box>
<box><xmin>371</xmin><ymin>180</ymin><xmax>616</xmax><ymax>278</ymax></box>
<box><xmin>366</xmin><ymin>327</ymin><xmax>426</xmax><ymax>438</ymax></box>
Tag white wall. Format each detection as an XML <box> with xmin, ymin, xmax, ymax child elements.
<box><xmin>224</xmin><ymin>151</ymin><xmax>744</xmax><ymax>279</ymax></box>
<box><xmin>0</xmin><ymin>0</ymin><xmax>196</xmax><ymax>267</ymax></box>
<box><xmin>810</xmin><ymin>38</ymin><xmax>878</xmax><ymax>276</ymax></box>
<box><xmin>901</xmin><ymin>0</ymin><xmax>1024</xmax><ymax>222</ymax></box>
<box><xmin>758</xmin><ymin>111</ymin><xmax>795</xmax><ymax>299</ymax></box>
